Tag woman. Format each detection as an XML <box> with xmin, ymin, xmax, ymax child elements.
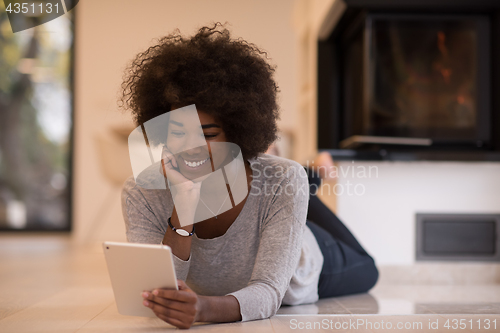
<box><xmin>120</xmin><ymin>24</ymin><xmax>378</xmax><ymax>329</ymax></box>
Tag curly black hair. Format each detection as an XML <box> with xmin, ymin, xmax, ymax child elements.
<box><xmin>120</xmin><ymin>23</ymin><xmax>280</xmax><ymax>160</ymax></box>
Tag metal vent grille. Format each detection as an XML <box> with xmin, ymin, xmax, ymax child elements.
<box><xmin>416</xmin><ymin>214</ymin><xmax>500</xmax><ymax>261</ymax></box>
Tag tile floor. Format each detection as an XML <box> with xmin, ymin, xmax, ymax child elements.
<box><xmin>0</xmin><ymin>234</ymin><xmax>499</xmax><ymax>332</ymax></box>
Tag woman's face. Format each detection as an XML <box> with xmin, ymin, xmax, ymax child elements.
<box><xmin>166</xmin><ymin>109</ymin><xmax>231</xmax><ymax>180</ymax></box>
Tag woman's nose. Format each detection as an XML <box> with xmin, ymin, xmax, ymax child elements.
<box><xmin>182</xmin><ymin>133</ymin><xmax>205</xmax><ymax>153</ymax></box>
<box><xmin>184</xmin><ymin>145</ymin><xmax>202</xmax><ymax>155</ymax></box>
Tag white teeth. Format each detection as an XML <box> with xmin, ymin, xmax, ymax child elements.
<box><xmin>184</xmin><ymin>157</ymin><xmax>209</xmax><ymax>168</ymax></box>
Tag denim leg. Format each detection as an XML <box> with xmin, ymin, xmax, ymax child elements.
<box><xmin>305</xmin><ymin>167</ymin><xmax>369</xmax><ymax>256</ymax></box>
<box><xmin>306</xmin><ymin>220</ymin><xmax>379</xmax><ymax>298</ymax></box>
<box><xmin>307</xmin><ymin>195</ymin><xmax>369</xmax><ymax>256</ymax></box>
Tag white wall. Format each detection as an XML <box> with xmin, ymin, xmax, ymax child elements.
<box><xmin>334</xmin><ymin>161</ymin><xmax>500</xmax><ymax>265</ymax></box>
<box><xmin>72</xmin><ymin>0</ymin><xmax>299</xmax><ymax>243</ymax></box>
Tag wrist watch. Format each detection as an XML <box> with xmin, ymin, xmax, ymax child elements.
<box><xmin>168</xmin><ymin>217</ymin><xmax>195</xmax><ymax>237</ymax></box>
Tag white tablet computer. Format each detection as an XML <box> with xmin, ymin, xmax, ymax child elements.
<box><xmin>103</xmin><ymin>241</ymin><xmax>178</xmax><ymax>317</ymax></box>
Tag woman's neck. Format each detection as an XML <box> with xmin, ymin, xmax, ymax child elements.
<box><xmin>194</xmin><ymin>161</ymin><xmax>252</xmax><ymax>238</ymax></box>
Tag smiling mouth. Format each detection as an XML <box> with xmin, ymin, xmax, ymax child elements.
<box><xmin>183</xmin><ymin>157</ymin><xmax>210</xmax><ymax>168</ymax></box>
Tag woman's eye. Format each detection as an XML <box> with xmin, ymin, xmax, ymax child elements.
<box><xmin>203</xmin><ymin>134</ymin><xmax>217</xmax><ymax>139</ymax></box>
<box><xmin>171</xmin><ymin>131</ymin><xmax>185</xmax><ymax>137</ymax></box>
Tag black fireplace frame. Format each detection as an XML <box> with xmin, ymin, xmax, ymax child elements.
<box><xmin>318</xmin><ymin>0</ymin><xmax>500</xmax><ymax>161</ymax></box>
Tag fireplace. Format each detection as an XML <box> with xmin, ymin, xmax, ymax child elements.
<box><xmin>318</xmin><ymin>0</ymin><xmax>500</xmax><ymax>160</ymax></box>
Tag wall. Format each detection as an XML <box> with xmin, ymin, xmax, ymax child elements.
<box><xmin>73</xmin><ymin>0</ymin><xmax>299</xmax><ymax>243</ymax></box>
<box><xmin>290</xmin><ymin>0</ymin><xmax>336</xmax><ymax>164</ymax></box>
<box><xmin>335</xmin><ymin>161</ymin><xmax>500</xmax><ymax>265</ymax></box>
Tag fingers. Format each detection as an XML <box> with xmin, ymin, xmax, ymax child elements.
<box><xmin>160</xmin><ymin>157</ymin><xmax>188</xmax><ymax>185</ymax></box>
<box><xmin>145</xmin><ymin>299</ymin><xmax>187</xmax><ymax>317</ymax></box>
<box><xmin>160</xmin><ymin>146</ymin><xmax>177</xmax><ymax>178</ymax></box>
<box><xmin>142</xmin><ymin>292</ymin><xmax>191</xmax><ymax>312</ymax></box>
<box><xmin>160</xmin><ymin>160</ymin><xmax>167</xmax><ymax>177</ymax></box>
<box><xmin>160</xmin><ymin>159</ymin><xmax>175</xmax><ymax>178</ymax></box>
<box><xmin>177</xmin><ymin>279</ymin><xmax>189</xmax><ymax>290</ymax></box>
<box><xmin>145</xmin><ymin>300</ymin><xmax>194</xmax><ymax>329</ymax></box>
<box><xmin>143</xmin><ymin>297</ymin><xmax>196</xmax><ymax>329</ymax></box>
<box><xmin>162</xmin><ymin>146</ymin><xmax>177</xmax><ymax>168</ymax></box>
<box><xmin>156</xmin><ymin>312</ymin><xmax>191</xmax><ymax>329</ymax></box>
<box><xmin>161</xmin><ymin>156</ymin><xmax>176</xmax><ymax>174</ymax></box>
<box><xmin>142</xmin><ymin>282</ymin><xmax>198</xmax><ymax>329</ymax></box>
<box><xmin>143</xmin><ymin>289</ymin><xmax>194</xmax><ymax>303</ymax></box>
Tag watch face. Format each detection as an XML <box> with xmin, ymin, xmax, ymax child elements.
<box><xmin>176</xmin><ymin>229</ymin><xmax>190</xmax><ymax>237</ymax></box>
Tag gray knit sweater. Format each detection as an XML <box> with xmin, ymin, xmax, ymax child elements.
<box><xmin>122</xmin><ymin>154</ymin><xmax>323</xmax><ymax>322</ymax></box>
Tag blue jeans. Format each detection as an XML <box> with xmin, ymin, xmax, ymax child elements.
<box><xmin>306</xmin><ymin>169</ymin><xmax>379</xmax><ymax>298</ymax></box>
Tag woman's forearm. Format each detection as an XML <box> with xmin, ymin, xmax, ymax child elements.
<box><xmin>162</xmin><ymin>208</ymin><xmax>193</xmax><ymax>261</ymax></box>
<box><xmin>198</xmin><ymin>295</ymin><xmax>242</xmax><ymax>323</ymax></box>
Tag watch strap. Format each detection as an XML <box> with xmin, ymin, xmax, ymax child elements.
<box><xmin>168</xmin><ymin>217</ymin><xmax>195</xmax><ymax>237</ymax></box>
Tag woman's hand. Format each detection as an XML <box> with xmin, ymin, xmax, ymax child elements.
<box><xmin>160</xmin><ymin>146</ymin><xmax>191</xmax><ymax>186</ymax></box>
<box><xmin>142</xmin><ymin>279</ymin><xmax>204</xmax><ymax>329</ymax></box>
<box><xmin>160</xmin><ymin>146</ymin><xmax>207</xmax><ymax>226</ymax></box>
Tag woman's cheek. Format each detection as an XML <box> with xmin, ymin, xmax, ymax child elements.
<box><xmin>166</xmin><ymin>139</ymin><xmax>183</xmax><ymax>154</ymax></box>
<box><xmin>212</xmin><ymin>148</ymin><xmax>232</xmax><ymax>169</ymax></box>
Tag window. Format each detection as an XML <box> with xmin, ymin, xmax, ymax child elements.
<box><xmin>0</xmin><ymin>3</ymin><xmax>74</xmax><ymax>230</ymax></box>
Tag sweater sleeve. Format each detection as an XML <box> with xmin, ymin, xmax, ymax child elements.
<box><xmin>226</xmin><ymin>163</ymin><xmax>309</xmax><ymax>321</ymax></box>
<box><xmin>121</xmin><ymin>177</ymin><xmax>191</xmax><ymax>280</ymax></box>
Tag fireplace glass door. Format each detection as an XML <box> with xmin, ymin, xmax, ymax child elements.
<box><xmin>362</xmin><ymin>14</ymin><xmax>490</xmax><ymax>146</ymax></box>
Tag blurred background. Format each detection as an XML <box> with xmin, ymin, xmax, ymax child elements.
<box><xmin>1</xmin><ymin>0</ymin><xmax>500</xmax><ymax>284</ymax></box>
<box><xmin>0</xmin><ymin>4</ymin><xmax>73</xmax><ymax>231</ymax></box>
